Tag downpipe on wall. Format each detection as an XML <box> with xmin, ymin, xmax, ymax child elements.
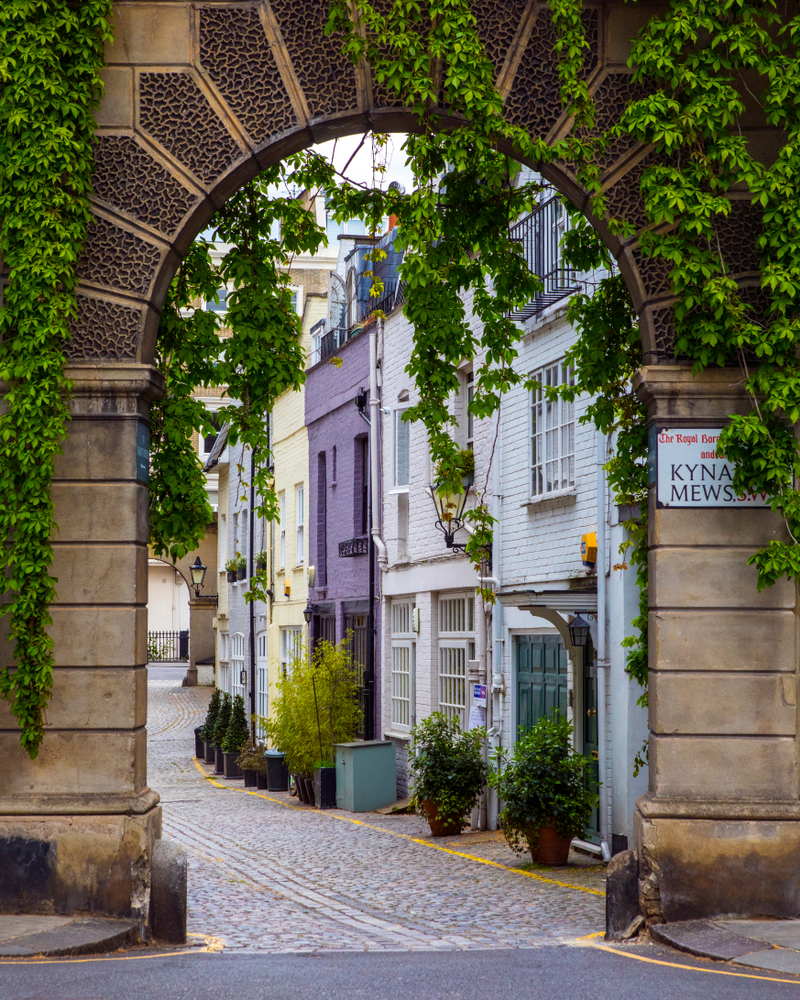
<box><xmin>366</xmin><ymin>318</ymin><xmax>387</xmax><ymax>741</ymax></box>
<box><xmin>596</xmin><ymin>430</ymin><xmax>610</xmax><ymax>863</ymax></box>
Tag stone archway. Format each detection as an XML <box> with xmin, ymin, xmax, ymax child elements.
<box><xmin>0</xmin><ymin>0</ymin><xmax>794</xmax><ymax>927</ymax></box>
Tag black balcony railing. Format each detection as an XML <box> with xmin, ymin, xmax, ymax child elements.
<box><xmin>147</xmin><ymin>630</ymin><xmax>189</xmax><ymax>661</ymax></box>
<box><xmin>339</xmin><ymin>537</ymin><xmax>370</xmax><ymax>557</ymax></box>
<box><xmin>509</xmin><ymin>195</ymin><xmax>582</xmax><ymax>322</ymax></box>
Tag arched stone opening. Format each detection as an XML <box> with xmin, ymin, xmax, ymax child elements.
<box><xmin>0</xmin><ymin>0</ymin><xmax>793</xmax><ymax>929</ymax></box>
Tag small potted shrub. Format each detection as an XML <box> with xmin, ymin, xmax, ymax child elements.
<box><xmin>236</xmin><ymin>555</ymin><xmax>247</xmax><ymax>581</ymax></box>
<box><xmin>489</xmin><ymin>711</ymin><xmax>598</xmax><ymax>866</ymax></box>
<box><xmin>255</xmin><ymin>550</ymin><xmax>268</xmax><ymax>572</ymax></box>
<box><xmin>222</xmin><ymin>694</ymin><xmax>249</xmax><ymax>778</ymax></box>
<box><xmin>409</xmin><ymin>712</ymin><xmax>488</xmax><ymax>837</ymax></box>
<box><xmin>224</xmin><ymin>558</ymin><xmax>238</xmax><ymax>583</ymax></box>
<box><xmin>212</xmin><ymin>692</ymin><xmax>232</xmax><ymax>773</ymax></box>
<box><xmin>200</xmin><ymin>688</ymin><xmax>221</xmax><ymax>763</ymax></box>
<box><xmin>236</xmin><ymin>739</ymin><xmax>266</xmax><ymax>788</ymax></box>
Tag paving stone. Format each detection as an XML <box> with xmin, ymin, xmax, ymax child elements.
<box><xmin>734</xmin><ymin>949</ymin><xmax>800</xmax><ymax>974</ymax></box>
<box><xmin>716</xmin><ymin>920</ymin><xmax>800</xmax><ymax>950</ymax></box>
<box><xmin>147</xmin><ymin>669</ymin><xmax>606</xmax><ymax>953</ymax></box>
<box><xmin>651</xmin><ymin>919</ymin><xmax>767</xmax><ymax>961</ymax></box>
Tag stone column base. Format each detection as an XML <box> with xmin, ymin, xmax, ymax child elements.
<box><xmin>0</xmin><ymin>805</ymin><xmax>162</xmax><ymax>925</ymax></box>
<box><xmin>635</xmin><ymin>795</ymin><xmax>800</xmax><ymax>922</ymax></box>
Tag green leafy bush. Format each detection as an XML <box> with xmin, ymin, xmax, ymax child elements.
<box><xmin>223</xmin><ymin>693</ymin><xmax>250</xmax><ymax>753</ymax></box>
<box><xmin>409</xmin><ymin>712</ymin><xmax>488</xmax><ymax>833</ymax></box>
<box><xmin>489</xmin><ymin>712</ymin><xmax>598</xmax><ymax>852</ymax></box>
<box><xmin>236</xmin><ymin>740</ymin><xmax>267</xmax><ymax>772</ymax></box>
<box><xmin>212</xmin><ymin>692</ymin><xmax>232</xmax><ymax>747</ymax></box>
<box><xmin>257</xmin><ymin>637</ymin><xmax>362</xmax><ymax>778</ymax></box>
<box><xmin>199</xmin><ymin>688</ymin><xmax>221</xmax><ymax>741</ymax></box>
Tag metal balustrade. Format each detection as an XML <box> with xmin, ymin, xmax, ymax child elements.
<box><xmin>147</xmin><ymin>630</ymin><xmax>189</xmax><ymax>662</ymax></box>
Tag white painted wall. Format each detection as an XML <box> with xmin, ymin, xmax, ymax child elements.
<box><xmin>147</xmin><ymin>561</ymin><xmax>190</xmax><ymax>633</ymax></box>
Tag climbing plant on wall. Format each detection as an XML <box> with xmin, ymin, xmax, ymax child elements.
<box><xmin>0</xmin><ymin>0</ymin><xmax>112</xmax><ymax>756</ymax></box>
<box><xmin>5</xmin><ymin>0</ymin><xmax>800</xmax><ymax>755</ymax></box>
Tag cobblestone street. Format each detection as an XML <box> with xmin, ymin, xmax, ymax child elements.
<box><xmin>148</xmin><ymin>668</ymin><xmax>605</xmax><ymax>953</ymax></box>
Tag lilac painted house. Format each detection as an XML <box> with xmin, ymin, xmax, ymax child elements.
<box><xmin>305</xmin><ymin>237</ymin><xmax>383</xmax><ymax>740</ymax></box>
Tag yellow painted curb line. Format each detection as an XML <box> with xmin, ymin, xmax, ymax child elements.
<box><xmin>583</xmin><ymin>939</ymin><xmax>800</xmax><ymax>986</ymax></box>
<box><xmin>193</xmin><ymin>757</ymin><xmax>605</xmax><ymax>897</ymax></box>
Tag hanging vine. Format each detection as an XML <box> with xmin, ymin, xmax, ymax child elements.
<box><xmin>6</xmin><ymin>0</ymin><xmax>800</xmax><ymax>756</ymax></box>
<box><xmin>0</xmin><ymin>0</ymin><xmax>112</xmax><ymax>757</ymax></box>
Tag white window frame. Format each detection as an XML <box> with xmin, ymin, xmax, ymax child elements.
<box><xmin>390</xmin><ymin>600</ymin><xmax>416</xmax><ymax>732</ymax></box>
<box><xmin>231</xmin><ymin>632</ymin><xmax>246</xmax><ymax>703</ymax></box>
<box><xmin>280</xmin><ymin>626</ymin><xmax>302</xmax><ymax>676</ymax></box>
<box><xmin>530</xmin><ymin>360</ymin><xmax>575</xmax><ymax>499</ymax></box>
<box><xmin>256</xmin><ymin>631</ymin><xmax>268</xmax><ymax>737</ymax></box>
<box><xmin>394</xmin><ymin>408</ymin><xmax>410</xmax><ymax>489</ymax></box>
<box><xmin>295</xmin><ymin>484</ymin><xmax>304</xmax><ymax>566</ymax></box>
<box><xmin>279</xmin><ymin>492</ymin><xmax>286</xmax><ymax>570</ymax></box>
<box><xmin>437</xmin><ymin>593</ymin><xmax>475</xmax><ymax>726</ymax></box>
<box><xmin>218</xmin><ymin>631</ymin><xmax>230</xmax><ymax>695</ymax></box>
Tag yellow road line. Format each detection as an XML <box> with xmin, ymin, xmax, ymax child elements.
<box><xmin>585</xmin><ymin>940</ymin><xmax>800</xmax><ymax>986</ymax></box>
<box><xmin>0</xmin><ymin>947</ymin><xmax>216</xmax><ymax>966</ymax></box>
<box><xmin>192</xmin><ymin>757</ymin><xmax>605</xmax><ymax>897</ymax></box>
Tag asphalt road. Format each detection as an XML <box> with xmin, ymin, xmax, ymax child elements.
<box><xmin>4</xmin><ymin>943</ymin><xmax>800</xmax><ymax>1000</ymax></box>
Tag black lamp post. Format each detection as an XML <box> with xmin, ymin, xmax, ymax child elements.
<box><xmin>189</xmin><ymin>556</ymin><xmax>207</xmax><ymax>598</ymax></box>
<box><xmin>568</xmin><ymin>613</ymin><xmax>591</xmax><ymax>648</ymax></box>
<box><xmin>428</xmin><ymin>479</ymin><xmax>470</xmax><ymax>553</ymax></box>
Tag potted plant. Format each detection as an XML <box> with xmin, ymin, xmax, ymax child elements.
<box><xmin>489</xmin><ymin>711</ymin><xmax>598</xmax><ymax>865</ymax></box>
<box><xmin>236</xmin><ymin>739</ymin><xmax>266</xmax><ymax>788</ymax></box>
<box><xmin>222</xmin><ymin>694</ymin><xmax>249</xmax><ymax>778</ymax></box>
<box><xmin>224</xmin><ymin>558</ymin><xmax>238</xmax><ymax>583</ymax></box>
<box><xmin>409</xmin><ymin>712</ymin><xmax>488</xmax><ymax>837</ymax></box>
<box><xmin>211</xmin><ymin>692</ymin><xmax>232</xmax><ymax>774</ymax></box>
<box><xmin>260</xmin><ymin>636</ymin><xmax>361</xmax><ymax>808</ymax></box>
<box><xmin>236</xmin><ymin>555</ymin><xmax>247</xmax><ymax>581</ymax></box>
<box><xmin>200</xmin><ymin>688</ymin><xmax>221</xmax><ymax>763</ymax></box>
<box><xmin>255</xmin><ymin>550</ymin><xmax>268</xmax><ymax>572</ymax></box>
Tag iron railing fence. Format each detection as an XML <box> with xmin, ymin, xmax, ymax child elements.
<box><xmin>508</xmin><ymin>195</ymin><xmax>583</xmax><ymax>322</ymax></box>
<box><xmin>147</xmin><ymin>630</ymin><xmax>189</xmax><ymax>662</ymax></box>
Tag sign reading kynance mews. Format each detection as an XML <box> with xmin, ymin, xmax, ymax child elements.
<box><xmin>655</xmin><ymin>427</ymin><xmax>769</xmax><ymax>508</ymax></box>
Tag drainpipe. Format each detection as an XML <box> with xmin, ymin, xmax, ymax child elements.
<box><xmin>248</xmin><ymin>445</ymin><xmax>257</xmax><ymax>742</ymax></box>
<box><xmin>366</xmin><ymin>317</ymin><xmax>387</xmax><ymax>741</ymax></box>
<box><xmin>487</xmin><ymin>407</ymin><xmax>504</xmax><ymax>830</ymax></box>
<box><xmin>596</xmin><ymin>430</ymin><xmax>610</xmax><ymax>861</ymax></box>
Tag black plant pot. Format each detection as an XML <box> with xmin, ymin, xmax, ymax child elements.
<box><xmin>265</xmin><ymin>750</ymin><xmax>289</xmax><ymax>791</ymax></box>
<box><xmin>243</xmin><ymin>768</ymin><xmax>257</xmax><ymax>787</ymax></box>
<box><xmin>256</xmin><ymin>770</ymin><xmax>267</xmax><ymax>790</ymax></box>
<box><xmin>214</xmin><ymin>747</ymin><xmax>225</xmax><ymax>774</ymax></box>
<box><xmin>237</xmin><ymin>566</ymin><xmax>247</xmax><ymax>581</ymax></box>
<box><xmin>194</xmin><ymin>727</ymin><xmax>205</xmax><ymax>758</ymax></box>
<box><xmin>223</xmin><ymin>751</ymin><xmax>242</xmax><ymax>779</ymax></box>
<box><xmin>314</xmin><ymin>766</ymin><xmax>336</xmax><ymax>809</ymax></box>
<box><xmin>226</xmin><ymin>570</ymin><xmax>236</xmax><ymax>583</ymax></box>
<box><xmin>204</xmin><ymin>741</ymin><xmax>216</xmax><ymax>765</ymax></box>
<box><xmin>303</xmin><ymin>777</ymin><xmax>316</xmax><ymax>807</ymax></box>
<box><xmin>294</xmin><ymin>774</ymin><xmax>308</xmax><ymax>804</ymax></box>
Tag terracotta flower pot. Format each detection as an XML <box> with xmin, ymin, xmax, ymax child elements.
<box><xmin>527</xmin><ymin>823</ymin><xmax>573</xmax><ymax>865</ymax></box>
<box><xmin>421</xmin><ymin>800</ymin><xmax>464</xmax><ymax>838</ymax></box>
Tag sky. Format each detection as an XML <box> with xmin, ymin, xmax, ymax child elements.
<box><xmin>313</xmin><ymin>133</ymin><xmax>416</xmax><ymax>193</ymax></box>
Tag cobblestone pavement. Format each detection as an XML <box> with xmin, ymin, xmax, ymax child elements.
<box><xmin>147</xmin><ymin>668</ymin><xmax>606</xmax><ymax>953</ymax></box>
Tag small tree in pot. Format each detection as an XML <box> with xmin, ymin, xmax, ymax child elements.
<box><xmin>489</xmin><ymin>711</ymin><xmax>598</xmax><ymax>865</ymax></box>
<box><xmin>409</xmin><ymin>712</ymin><xmax>488</xmax><ymax>837</ymax></box>
<box><xmin>199</xmin><ymin>687</ymin><xmax>220</xmax><ymax>746</ymax></box>
<box><xmin>222</xmin><ymin>694</ymin><xmax>249</xmax><ymax>778</ymax></box>
<box><xmin>211</xmin><ymin>692</ymin><xmax>232</xmax><ymax>773</ymax></box>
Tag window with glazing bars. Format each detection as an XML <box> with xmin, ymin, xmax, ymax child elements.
<box><xmin>530</xmin><ymin>361</ymin><xmax>575</xmax><ymax>497</ymax></box>
<box><xmin>391</xmin><ymin>601</ymin><xmax>415</xmax><ymax>731</ymax></box>
<box><xmin>231</xmin><ymin>632</ymin><xmax>245</xmax><ymax>702</ymax></box>
<box><xmin>437</xmin><ymin>594</ymin><xmax>475</xmax><ymax>726</ymax></box>
<box><xmin>256</xmin><ymin>632</ymin><xmax>268</xmax><ymax>737</ymax></box>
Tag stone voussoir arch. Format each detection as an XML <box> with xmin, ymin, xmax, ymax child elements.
<box><xmin>1</xmin><ymin>0</ymin><xmax>793</xmax><ymax>931</ymax></box>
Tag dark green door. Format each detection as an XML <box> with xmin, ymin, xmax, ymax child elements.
<box><xmin>515</xmin><ymin>635</ymin><xmax>568</xmax><ymax>735</ymax></box>
<box><xmin>582</xmin><ymin>641</ymin><xmax>600</xmax><ymax>844</ymax></box>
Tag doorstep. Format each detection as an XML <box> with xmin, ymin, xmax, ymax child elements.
<box><xmin>651</xmin><ymin>918</ymin><xmax>800</xmax><ymax>974</ymax></box>
<box><xmin>0</xmin><ymin>915</ymin><xmax>140</xmax><ymax>957</ymax></box>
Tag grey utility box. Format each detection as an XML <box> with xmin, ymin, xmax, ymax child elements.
<box><xmin>334</xmin><ymin>740</ymin><xmax>396</xmax><ymax>812</ymax></box>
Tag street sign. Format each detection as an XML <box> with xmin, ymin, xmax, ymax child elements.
<box><xmin>655</xmin><ymin>427</ymin><xmax>769</xmax><ymax>508</ymax></box>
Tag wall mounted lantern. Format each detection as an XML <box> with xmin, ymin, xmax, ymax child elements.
<box><xmin>568</xmin><ymin>613</ymin><xmax>592</xmax><ymax>648</ymax></box>
<box><xmin>189</xmin><ymin>557</ymin><xmax>207</xmax><ymax>598</ymax></box>
<box><xmin>303</xmin><ymin>602</ymin><xmax>317</xmax><ymax>625</ymax></box>
<box><xmin>428</xmin><ymin>478</ymin><xmax>471</xmax><ymax>553</ymax></box>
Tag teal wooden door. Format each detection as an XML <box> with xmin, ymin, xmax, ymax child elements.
<box><xmin>515</xmin><ymin>635</ymin><xmax>568</xmax><ymax>735</ymax></box>
<box><xmin>582</xmin><ymin>642</ymin><xmax>600</xmax><ymax>844</ymax></box>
